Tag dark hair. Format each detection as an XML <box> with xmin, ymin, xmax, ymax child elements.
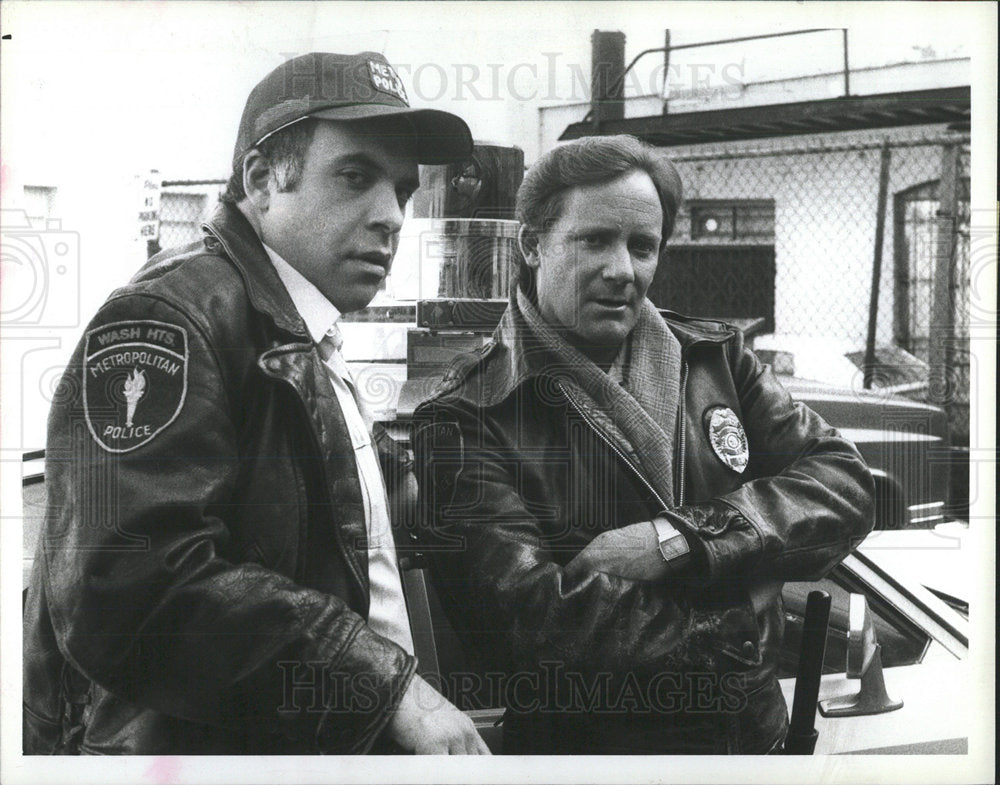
<box><xmin>220</xmin><ymin>118</ymin><xmax>320</xmax><ymax>204</ymax></box>
<box><xmin>514</xmin><ymin>135</ymin><xmax>683</xmax><ymax>294</ymax></box>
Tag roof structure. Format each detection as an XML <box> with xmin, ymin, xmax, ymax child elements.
<box><xmin>558</xmin><ymin>86</ymin><xmax>970</xmax><ymax>146</ymax></box>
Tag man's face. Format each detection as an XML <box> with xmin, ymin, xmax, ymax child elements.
<box><xmin>258</xmin><ymin>120</ymin><xmax>421</xmax><ymax>313</ymax></box>
<box><xmin>529</xmin><ymin>169</ymin><xmax>663</xmax><ymax>357</ymax></box>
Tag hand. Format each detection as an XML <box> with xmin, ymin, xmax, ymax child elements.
<box><xmin>387</xmin><ymin>673</ymin><xmax>491</xmax><ymax>754</ymax></box>
<box><xmin>565</xmin><ymin>522</ymin><xmax>670</xmax><ymax>582</ymax></box>
<box><xmin>390</xmin><ymin>469</ymin><xmax>420</xmax><ymax>531</ymax></box>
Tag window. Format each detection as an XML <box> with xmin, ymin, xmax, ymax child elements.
<box><xmin>652</xmin><ymin>198</ymin><xmax>778</xmax><ymax>329</ymax></box>
<box><xmin>648</xmin><ymin>243</ymin><xmax>776</xmax><ymax>332</ymax></box>
<box><xmin>778</xmin><ymin>576</ymin><xmax>930</xmax><ymax>680</ymax></box>
<box><xmin>892</xmin><ymin>178</ymin><xmax>970</xmax><ymax>365</ymax></box>
<box><xmin>892</xmin><ymin>175</ymin><xmax>971</xmax><ymax>448</ymax></box>
<box><xmin>688</xmin><ymin>199</ymin><xmax>775</xmax><ymax>242</ymax></box>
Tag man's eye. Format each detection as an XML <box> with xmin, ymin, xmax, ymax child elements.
<box><xmin>630</xmin><ymin>240</ymin><xmax>659</xmax><ymax>257</ymax></box>
<box><xmin>581</xmin><ymin>234</ymin><xmax>607</xmax><ymax>248</ymax></box>
<box><xmin>340</xmin><ymin>170</ymin><xmax>371</xmax><ymax>188</ymax></box>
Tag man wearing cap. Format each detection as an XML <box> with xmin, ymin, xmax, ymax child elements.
<box><xmin>23</xmin><ymin>52</ymin><xmax>488</xmax><ymax>755</ymax></box>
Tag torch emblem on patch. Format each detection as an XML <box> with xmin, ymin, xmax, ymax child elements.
<box><xmin>706</xmin><ymin>406</ymin><xmax>749</xmax><ymax>474</ymax></box>
<box><xmin>123</xmin><ymin>368</ymin><xmax>147</xmax><ymax>427</ymax></box>
<box><xmin>83</xmin><ymin>320</ymin><xmax>188</xmax><ymax>453</ymax></box>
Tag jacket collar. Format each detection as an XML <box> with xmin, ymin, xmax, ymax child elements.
<box><xmin>454</xmin><ymin>293</ymin><xmax>737</xmax><ymax>409</ymax></box>
<box><xmin>201</xmin><ymin>202</ymin><xmax>311</xmax><ymax>341</ymax></box>
<box><xmin>263</xmin><ymin>242</ymin><xmax>343</xmax><ymax>343</ymax></box>
<box><xmin>200</xmin><ymin>205</ymin><xmax>372</xmax><ymax>608</ymax></box>
<box><xmin>659</xmin><ymin>309</ymin><xmax>740</xmax><ymax>349</ymax></box>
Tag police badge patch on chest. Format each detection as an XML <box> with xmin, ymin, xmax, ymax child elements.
<box><xmin>83</xmin><ymin>320</ymin><xmax>188</xmax><ymax>453</ymax></box>
<box><xmin>705</xmin><ymin>406</ymin><xmax>749</xmax><ymax>474</ymax></box>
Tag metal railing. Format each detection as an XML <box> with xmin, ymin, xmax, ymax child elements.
<box><xmin>587</xmin><ymin>28</ymin><xmax>851</xmax><ymax>130</ymax></box>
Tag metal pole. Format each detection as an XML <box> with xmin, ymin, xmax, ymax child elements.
<box><xmin>929</xmin><ymin>143</ymin><xmax>959</xmax><ymax>411</ymax></box>
<box><xmin>842</xmin><ymin>29</ymin><xmax>851</xmax><ymax>97</ymax></box>
<box><xmin>662</xmin><ymin>29</ymin><xmax>672</xmax><ymax>115</ymax></box>
<box><xmin>863</xmin><ymin>140</ymin><xmax>892</xmax><ymax>389</ymax></box>
<box><xmin>785</xmin><ymin>590</ymin><xmax>832</xmax><ymax>755</ymax></box>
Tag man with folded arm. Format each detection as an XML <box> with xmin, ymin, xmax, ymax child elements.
<box><xmin>413</xmin><ymin>134</ymin><xmax>875</xmax><ymax>754</ymax></box>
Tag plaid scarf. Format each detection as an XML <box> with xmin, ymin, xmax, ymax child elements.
<box><xmin>514</xmin><ymin>288</ymin><xmax>683</xmax><ymax>508</ymax></box>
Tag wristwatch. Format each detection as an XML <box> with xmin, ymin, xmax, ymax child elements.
<box><xmin>651</xmin><ymin>515</ymin><xmax>691</xmax><ymax>566</ymax></box>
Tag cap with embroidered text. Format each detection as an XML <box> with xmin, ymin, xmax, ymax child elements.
<box><xmin>234</xmin><ymin>51</ymin><xmax>473</xmax><ymax>165</ymax></box>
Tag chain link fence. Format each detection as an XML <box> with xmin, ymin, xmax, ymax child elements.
<box><xmin>153</xmin><ymin>180</ymin><xmax>226</xmax><ymax>254</ymax></box>
<box><xmin>660</xmin><ymin>128</ymin><xmax>971</xmax><ymax>443</ymax></box>
<box><xmin>151</xmin><ymin>127</ymin><xmax>972</xmax><ymax>509</ymax></box>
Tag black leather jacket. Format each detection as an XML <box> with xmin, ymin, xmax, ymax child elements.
<box><xmin>23</xmin><ymin>203</ymin><xmax>416</xmax><ymax>755</ymax></box>
<box><xmin>413</xmin><ymin>305</ymin><xmax>875</xmax><ymax>754</ymax></box>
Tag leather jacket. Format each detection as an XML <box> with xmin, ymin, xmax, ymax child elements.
<box><xmin>23</xmin><ymin>202</ymin><xmax>417</xmax><ymax>755</ymax></box>
<box><xmin>412</xmin><ymin>304</ymin><xmax>875</xmax><ymax>754</ymax></box>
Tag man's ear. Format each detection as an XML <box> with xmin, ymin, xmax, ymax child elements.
<box><xmin>242</xmin><ymin>150</ymin><xmax>272</xmax><ymax>212</ymax></box>
<box><xmin>517</xmin><ymin>224</ymin><xmax>541</xmax><ymax>269</ymax></box>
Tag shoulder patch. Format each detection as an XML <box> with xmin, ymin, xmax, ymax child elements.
<box><xmin>83</xmin><ymin>320</ymin><xmax>189</xmax><ymax>453</ymax></box>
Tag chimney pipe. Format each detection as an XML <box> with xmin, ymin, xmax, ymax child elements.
<box><xmin>591</xmin><ymin>30</ymin><xmax>626</xmax><ymax>130</ymax></box>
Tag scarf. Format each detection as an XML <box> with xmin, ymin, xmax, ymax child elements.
<box><xmin>514</xmin><ymin>288</ymin><xmax>683</xmax><ymax>508</ymax></box>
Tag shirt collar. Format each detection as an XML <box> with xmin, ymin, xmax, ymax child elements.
<box><xmin>262</xmin><ymin>243</ymin><xmax>341</xmax><ymax>344</ymax></box>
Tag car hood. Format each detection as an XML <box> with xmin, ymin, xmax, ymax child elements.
<box><xmin>856</xmin><ymin>521</ymin><xmax>970</xmax><ymax>606</ymax></box>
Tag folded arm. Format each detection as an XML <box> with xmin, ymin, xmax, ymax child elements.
<box><xmin>677</xmin><ymin>334</ymin><xmax>876</xmax><ymax>583</ymax></box>
<box><xmin>567</xmin><ymin>333</ymin><xmax>875</xmax><ymax>585</ymax></box>
<box><xmin>413</xmin><ymin>409</ymin><xmax>728</xmax><ymax>681</ymax></box>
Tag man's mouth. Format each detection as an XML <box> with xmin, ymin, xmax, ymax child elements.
<box><xmin>592</xmin><ymin>297</ymin><xmax>631</xmax><ymax>310</ymax></box>
<box><xmin>351</xmin><ymin>251</ymin><xmax>393</xmax><ymax>271</ymax></box>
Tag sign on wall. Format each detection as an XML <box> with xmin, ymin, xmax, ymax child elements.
<box><xmin>137</xmin><ymin>170</ymin><xmax>162</xmax><ymax>241</ymax></box>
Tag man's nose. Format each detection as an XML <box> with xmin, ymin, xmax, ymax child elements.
<box><xmin>602</xmin><ymin>243</ymin><xmax>636</xmax><ymax>283</ymax></box>
<box><xmin>367</xmin><ymin>183</ymin><xmax>405</xmax><ymax>235</ymax></box>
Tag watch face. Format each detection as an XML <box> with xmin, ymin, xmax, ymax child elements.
<box><xmin>658</xmin><ymin>532</ymin><xmax>690</xmax><ymax>562</ymax></box>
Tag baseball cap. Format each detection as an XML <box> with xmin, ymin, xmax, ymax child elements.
<box><xmin>233</xmin><ymin>51</ymin><xmax>473</xmax><ymax>165</ymax></box>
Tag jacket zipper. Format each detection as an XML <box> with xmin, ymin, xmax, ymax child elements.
<box><xmin>677</xmin><ymin>361</ymin><xmax>689</xmax><ymax>507</ymax></box>
<box><xmin>558</xmin><ymin>382</ymin><xmax>670</xmax><ymax>512</ymax></box>
<box><xmin>278</xmin><ymin>374</ymin><xmax>329</xmax><ymax>585</ymax></box>
<box><xmin>271</xmin><ymin>369</ymin><xmax>368</xmax><ymax>596</ymax></box>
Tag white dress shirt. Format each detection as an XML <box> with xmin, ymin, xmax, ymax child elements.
<box><xmin>264</xmin><ymin>244</ymin><xmax>414</xmax><ymax>655</ymax></box>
